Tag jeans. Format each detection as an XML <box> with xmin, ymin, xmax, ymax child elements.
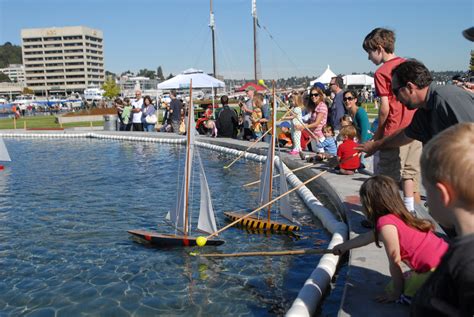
<box><xmin>144</xmin><ymin>123</ymin><xmax>155</xmax><ymax>132</ymax></box>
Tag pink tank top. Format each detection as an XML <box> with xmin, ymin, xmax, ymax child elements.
<box><xmin>376</xmin><ymin>214</ymin><xmax>448</xmax><ymax>272</ymax></box>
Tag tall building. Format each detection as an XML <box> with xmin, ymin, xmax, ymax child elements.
<box><xmin>21</xmin><ymin>26</ymin><xmax>104</xmax><ymax>96</ymax></box>
<box><xmin>0</xmin><ymin>64</ymin><xmax>26</xmax><ymax>83</ymax></box>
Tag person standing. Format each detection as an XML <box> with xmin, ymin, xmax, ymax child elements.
<box><xmin>142</xmin><ymin>95</ymin><xmax>157</xmax><ymax>132</ymax></box>
<box><xmin>169</xmin><ymin>90</ymin><xmax>183</xmax><ymax>134</ymax></box>
<box><xmin>362</xmin><ymin>28</ymin><xmax>422</xmax><ymax>213</ymax></box>
<box><xmin>241</xmin><ymin>86</ymin><xmax>256</xmax><ymax>141</ymax></box>
<box><xmin>328</xmin><ymin>76</ymin><xmax>346</xmax><ymax>133</ymax></box>
<box><xmin>215</xmin><ymin>95</ymin><xmax>238</xmax><ymax>138</ymax></box>
<box><xmin>131</xmin><ymin>90</ymin><xmax>144</xmax><ymax>131</ymax></box>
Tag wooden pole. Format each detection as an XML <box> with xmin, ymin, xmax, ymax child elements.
<box><xmin>223</xmin><ymin>127</ymin><xmax>272</xmax><ymax>169</ymax></box>
<box><xmin>194</xmin><ymin>248</ymin><xmax>333</xmax><ymax>258</ymax></box>
<box><xmin>23</xmin><ymin>121</ymin><xmax>26</xmax><ymax>130</ymax></box>
<box><xmin>243</xmin><ymin>164</ymin><xmax>313</xmax><ymax>187</ymax></box>
<box><xmin>204</xmin><ymin>170</ymin><xmax>327</xmax><ymax>240</ymax></box>
<box><xmin>90</xmin><ymin>121</ymin><xmax>93</xmax><ymax>128</ymax></box>
<box><xmin>13</xmin><ymin>117</ymin><xmax>16</xmax><ymax>129</ymax></box>
<box><xmin>223</xmin><ymin>108</ymin><xmax>292</xmax><ymax>169</ymax></box>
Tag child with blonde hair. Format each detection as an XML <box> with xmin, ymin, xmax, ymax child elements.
<box><xmin>282</xmin><ymin>91</ymin><xmax>304</xmax><ymax>155</ymax></box>
<box><xmin>336</xmin><ymin>125</ymin><xmax>360</xmax><ymax>175</ymax></box>
<box><xmin>333</xmin><ymin>175</ymin><xmax>449</xmax><ymax>304</ymax></box>
<box><xmin>411</xmin><ymin>123</ymin><xmax>474</xmax><ymax>316</ymax></box>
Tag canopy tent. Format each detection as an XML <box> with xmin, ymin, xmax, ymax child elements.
<box><xmin>343</xmin><ymin>74</ymin><xmax>374</xmax><ymax>88</ymax></box>
<box><xmin>234</xmin><ymin>82</ymin><xmax>267</xmax><ymax>92</ymax></box>
<box><xmin>157</xmin><ymin>68</ymin><xmax>225</xmax><ymax>90</ymax></box>
<box><xmin>310</xmin><ymin>65</ymin><xmax>337</xmax><ymax>86</ymax></box>
<box><xmin>157</xmin><ymin>68</ymin><xmax>225</xmax><ymax>117</ymax></box>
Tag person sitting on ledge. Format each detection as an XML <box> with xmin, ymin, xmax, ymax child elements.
<box><xmin>336</xmin><ymin>125</ymin><xmax>360</xmax><ymax>175</ymax></box>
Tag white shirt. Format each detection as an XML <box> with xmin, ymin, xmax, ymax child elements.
<box><xmin>131</xmin><ymin>98</ymin><xmax>143</xmax><ymax>123</ymax></box>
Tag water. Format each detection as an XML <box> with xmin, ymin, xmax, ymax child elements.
<box><xmin>0</xmin><ymin>139</ymin><xmax>331</xmax><ymax>316</ymax></box>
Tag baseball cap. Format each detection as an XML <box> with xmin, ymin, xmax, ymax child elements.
<box><xmin>279</xmin><ymin>121</ymin><xmax>291</xmax><ymax>129</ymax></box>
<box><xmin>312</xmin><ymin>82</ymin><xmax>325</xmax><ymax>91</ymax></box>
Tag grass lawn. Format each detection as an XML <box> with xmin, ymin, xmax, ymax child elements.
<box><xmin>0</xmin><ymin>116</ymin><xmax>103</xmax><ymax>130</ymax></box>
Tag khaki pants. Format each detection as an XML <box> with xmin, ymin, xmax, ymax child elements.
<box><xmin>377</xmin><ymin>140</ymin><xmax>422</xmax><ymax>192</ymax></box>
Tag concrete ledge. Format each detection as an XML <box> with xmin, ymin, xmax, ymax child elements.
<box><xmin>56</xmin><ymin>114</ymin><xmax>113</xmax><ymax>124</ymax></box>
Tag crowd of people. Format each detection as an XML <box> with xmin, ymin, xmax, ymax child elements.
<box><xmin>109</xmin><ymin>26</ymin><xmax>474</xmax><ymax>315</ymax></box>
<box><xmin>327</xmin><ymin>27</ymin><xmax>473</xmax><ymax>316</ymax></box>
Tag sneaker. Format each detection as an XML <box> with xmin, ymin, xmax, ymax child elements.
<box><xmin>288</xmin><ymin>150</ymin><xmax>300</xmax><ymax>155</ymax></box>
<box><xmin>299</xmin><ymin>151</ymin><xmax>308</xmax><ymax>160</ymax></box>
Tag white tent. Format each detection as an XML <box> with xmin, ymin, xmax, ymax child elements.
<box><xmin>343</xmin><ymin>74</ymin><xmax>374</xmax><ymax>88</ymax></box>
<box><xmin>157</xmin><ymin>68</ymin><xmax>225</xmax><ymax>90</ymax></box>
<box><xmin>310</xmin><ymin>65</ymin><xmax>337</xmax><ymax>86</ymax></box>
<box><xmin>157</xmin><ymin>68</ymin><xmax>225</xmax><ymax>117</ymax></box>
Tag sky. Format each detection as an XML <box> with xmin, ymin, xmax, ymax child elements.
<box><xmin>0</xmin><ymin>0</ymin><xmax>472</xmax><ymax>79</ymax></box>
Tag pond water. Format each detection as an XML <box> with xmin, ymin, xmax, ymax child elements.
<box><xmin>0</xmin><ymin>139</ymin><xmax>332</xmax><ymax>316</ymax></box>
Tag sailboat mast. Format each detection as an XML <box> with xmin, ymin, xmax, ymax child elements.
<box><xmin>267</xmin><ymin>82</ymin><xmax>276</xmax><ymax>223</ymax></box>
<box><xmin>184</xmin><ymin>80</ymin><xmax>193</xmax><ymax>236</ymax></box>
<box><xmin>210</xmin><ymin>0</ymin><xmax>217</xmax><ymax>77</ymax></box>
<box><xmin>252</xmin><ymin>0</ymin><xmax>258</xmax><ymax>82</ymax></box>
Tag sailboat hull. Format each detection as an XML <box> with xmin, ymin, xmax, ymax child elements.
<box><xmin>128</xmin><ymin>230</ymin><xmax>225</xmax><ymax>247</ymax></box>
<box><xmin>223</xmin><ymin>211</ymin><xmax>300</xmax><ymax>232</ymax></box>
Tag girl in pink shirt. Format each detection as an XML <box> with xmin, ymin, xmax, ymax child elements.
<box><xmin>333</xmin><ymin>175</ymin><xmax>448</xmax><ymax>304</ymax></box>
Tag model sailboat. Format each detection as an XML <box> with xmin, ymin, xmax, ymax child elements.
<box><xmin>223</xmin><ymin>85</ymin><xmax>299</xmax><ymax>232</ymax></box>
<box><xmin>128</xmin><ymin>81</ymin><xmax>224</xmax><ymax>247</ymax></box>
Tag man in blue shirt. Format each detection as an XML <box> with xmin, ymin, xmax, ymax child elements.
<box><xmin>328</xmin><ymin>76</ymin><xmax>346</xmax><ymax>132</ymax></box>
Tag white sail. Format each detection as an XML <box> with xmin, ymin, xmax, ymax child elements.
<box><xmin>168</xmin><ymin>83</ymin><xmax>197</xmax><ymax>234</ymax></box>
<box><xmin>197</xmin><ymin>152</ymin><xmax>218</xmax><ymax>235</ymax></box>
<box><xmin>0</xmin><ymin>138</ymin><xmax>11</xmax><ymax>162</ymax></box>
<box><xmin>277</xmin><ymin>152</ymin><xmax>292</xmax><ymax>221</ymax></box>
<box><xmin>258</xmin><ymin>143</ymin><xmax>273</xmax><ymax>206</ymax></box>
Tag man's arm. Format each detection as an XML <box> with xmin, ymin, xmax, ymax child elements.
<box><xmin>356</xmin><ymin>128</ymin><xmax>414</xmax><ymax>157</ymax></box>
<box><xmin>373</xmin><ymin>96</ymin><xmax>389</xmax><ymax>140</ymax></box>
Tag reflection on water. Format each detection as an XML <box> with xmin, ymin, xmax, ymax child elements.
<box><xmin>0</xmin><ymin>139</ymin><xmax>331</xmax><ymax>316</ymax></box>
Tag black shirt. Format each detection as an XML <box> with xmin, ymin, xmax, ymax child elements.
<box><xmin>404</xmin><ymin>83</ymin><xmax>474</xmax><ymax>144</ymax></box>
<box><xmin>170</xmin><ymin>99</ymin><xmax>183</xmax><ymax>122</ymax></box>
<box><xmin>216</xmin><ymin>105</ymin><xmax>238</xmax><ymax>138</ymax></box>
<box><xmin>410</xmin><ymin>234</ymin><xmax>474</xmax><ymax>316</ymax></box>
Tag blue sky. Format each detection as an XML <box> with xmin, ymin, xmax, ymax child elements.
<box><xmin>0</xmin><ymin>0</ymin><xmax>472</xmax><ymax>79</ymax></box>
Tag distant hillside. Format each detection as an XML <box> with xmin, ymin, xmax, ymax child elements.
<box><xmin>0</xmin><ymin>42</ymin><xmax>22</xmax><ymax>68</ymax></box>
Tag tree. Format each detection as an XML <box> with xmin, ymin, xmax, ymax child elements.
<box><xmin>167</xmin><ymin>73</ymin><xmax>174</xmax><ymax>80</ymax></box>
<box><xmin>101</xmin><ymin>76</ymin><xmax>121</xmax><ymax>99</ymax></box>
<box><xmin>22</xmin><ymin>87</ymin><xmax>34</xmax><ymax>95</ymax></box>
<box><xmin>157</xmin><ymin>66</ymin><xmax>165</xmax><ymax>81</ymax></box>
<box><xmin>0</xmin><ymin>42</ymin><xmax>22</xmax><ymax>68</ymax></box>
<box><xmin>0</xmin><ymin>72</ymin><xmax>11</xmax><ymax>82</ymax></box>
<box><xmin>137</xmin><ymin>68</ymin><xmax>156</xmax><ymax>79</ymax></box>
<box><xmin>105</xmin><ymin>70</ymin><xmax>117</xmax><ymax>79</ymax></box>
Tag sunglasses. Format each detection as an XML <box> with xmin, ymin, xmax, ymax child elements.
<box><xmin>310</xmin><ymin>93</ymin><xmax>320</xmax><ymax>97</ymax></box>
<box><xmin>343</xmin><ymin>96</ymin><xmax>356</xmax><ymax>102</ymax></box>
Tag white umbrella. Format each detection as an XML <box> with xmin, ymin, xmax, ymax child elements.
<box><xmin>157</xmin><ymin>68</ymin><xmax>224</xmax><ymax>89</ymax></box>
<box><xmin>158</xmin><ymin>68</ymin><xmax>225</xmax><ymax>117</ymax></box>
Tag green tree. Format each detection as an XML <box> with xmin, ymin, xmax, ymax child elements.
<box><xmin>470</xmin><ymin>50</ymin><xmax>474</xmax><ymax>72</ymax></box>
<box><xmin>22</xmin><ymin>87</ymin><xmax>34</xmax><ymax>95</ymax></box>
<box><xmin>101</xmin><ymin>76</ymin><xmax>121</xmax><ymax>99</ymax></box>
<box><xmin>0</xmin><ymin>72</ymin><xmax>11</xmax><ymax>82</ymax></box>
<box><xmin>0</xmin><ymin>42</ymin><xmax>22</xmax><ymax>68</ymax></box>
<box><xmin>157</xmin><ymin>66</ymin><xmax>165</xmax><ymax>80</ymax></box>
<box><xmin>137</xmin><ymin>68</ymin><xmax>156</xmax><ymax>79</ymax></box>
<box><xmin>166</xmin><ymin>73</ymin><xmax>174</xmax><ymax>80</ymax></box>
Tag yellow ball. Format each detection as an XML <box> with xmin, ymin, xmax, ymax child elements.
<box><xmin>196</xmin><ymin>236</ymin><xmax>207</xmax><ymax>247</ymax></box>
<box><xmin>258</xmin><ymin>79</ymin><xmax>265</xmax><ymax>86</ymax></box>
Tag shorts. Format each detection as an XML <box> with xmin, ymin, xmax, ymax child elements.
<box><xmin>377</xmin><ymin>140</ymin><xmax>422</xmax><ymax>192</ymax></box>
<box><xmin>385</xmin><ymin>268</ymin><xmax>435</xmax><ymax>297</ymax></box>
